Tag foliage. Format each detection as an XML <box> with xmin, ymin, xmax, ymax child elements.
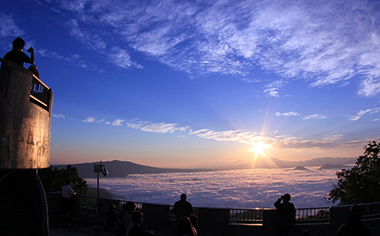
<box><xmin>38</xmin><ymin>165</ymin><xmax>87</xmax><ymax>194</ymax></box>
<box><xmin>329</xmin><ymin>140</ymin><xmax>380</xmax><ymax>205</ymax></box>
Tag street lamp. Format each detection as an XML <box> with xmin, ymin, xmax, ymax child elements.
<box><xmin>93</xmin><ymin>161</ymin><xmax>108</xmax><ymax>216</ymax></box>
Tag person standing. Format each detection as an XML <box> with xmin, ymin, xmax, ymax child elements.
<box><xmin>62</xmin><ymin>180</ymin><xmax>76</xmax><ymax>215</ymax></box>
<box><xmin>4</xmin><ymin>37</ymin><xmax>34</xmax><ymax>67</ymax></box>
<box><xmin>172</xmin><ymin>194</ymin><xmax>193</xmax><ymax>222</ymax></box>
<box><xmin>335</xmin><ymin>205</ymin><xmax>371</xmax><ymax>236</ymax></box>
<box><xmin>274</xmin><ymin>193</ymin><xmax>295</xmax><ymax>236</ymax></box>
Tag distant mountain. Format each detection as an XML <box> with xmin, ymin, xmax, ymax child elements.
<box><xmin>53</xmin><ymin>160</ymin><xmax>215</xmax><ymax>178</ymax></box>
<box><xmin>318</xmin><ymin>163</ymin><xmax>349</xmax><ymax>170</ymax></box>
<box><xmin>52</xmin><ymin>157</ymin><xmax>357</xmax><ymax>178</ymax></box>
<box><xmin>294</xmin><ymin>166</ymin><xmax>309</xmax><ymax>170</ymax></box>
<box><xmin>229</xmin><ymin>157</ymin><xmax>356</xmax><ymax>169</ymax></box>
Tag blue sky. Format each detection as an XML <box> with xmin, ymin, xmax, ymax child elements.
<box><xmin>1</xmin><ymin>0</ymin><xmax>380</xmax><ymax>168</ymax></box>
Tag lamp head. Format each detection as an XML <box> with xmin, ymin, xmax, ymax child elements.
<box><xmin>102</xmin><ymin>165</ymin><xmax>108</xmax><ymax>176</ymax></box>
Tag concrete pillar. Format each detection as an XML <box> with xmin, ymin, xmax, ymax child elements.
<box><xmin>0</xmin><ymin>60</ymin><xmax>53</xmax><ymax>169</ymax></box>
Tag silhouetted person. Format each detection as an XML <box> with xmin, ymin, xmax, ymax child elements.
<box><xmin>274</xmin><ymin>193</ymin><xmax>295</xmax><ymax>236</ymax></box>
<box><xmin>189</xmin><ymin>214</ymin><xmax>198</xmax><ymax>236</ymax></box>
<box><xmin>335</xmin><ymin>205</ymin><xmax>371</xmax><ymax>236</ymax></box>
<box><xmin>172</xmin><ymin>194</ymin><xmax>193</xmax><ymax>222</ymax></box>
<box><xmin>127</xmin><ymin>211</ymin><xmax>153</xmax><ymax>236</ymax></box>
<box><xmin>177</xmin><ymin>217</ymin><xmax>197</xmax><ymax>236</ymax></box>
<box><xmin>4</xmin><ymin>37</ymin><xmax>34</xmax><ymax>67</ymax></box>
<box><xmin>61</xmin><ymin>180</ymin><xmax>76</xmax><ymax>215</ymax></box>
<box><xmin>120</xmin><ymin>201</ymin><xmax>137</xmax><ymax>235</ymax></box>
<box><xmin>105</xmin><ymin>204</ymin><xmax>119</xmax><ymax>231</ymax></box>
<box><xmin>302</xmin><ymin>229</ymin><xmax>311</xmax><ymax>236</ymax></box>
<box><xmin>28</xmin><ymin>64</ymin><xmax>39</xmax><ymax>78</ymax></box>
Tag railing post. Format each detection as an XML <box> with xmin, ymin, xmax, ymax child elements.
<box><xmin>263</xmin><ymin>208</ymin><xmax>278</xmax><ymax>234</ymax></box>
<box><xmin>329</xmin><ymin>205</ymin><xmax>350</xmax><ymax>230</ymax></box>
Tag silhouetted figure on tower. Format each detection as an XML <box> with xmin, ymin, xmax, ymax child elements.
<box><xmin>274</xmin><ymin>193</ymin><xmax>295</xmax><ymax>236</ymax></box>
<box><xmin>4</xmin><ymin>37</ymin><xmax>34</xmax><ymax>67</ymax></box>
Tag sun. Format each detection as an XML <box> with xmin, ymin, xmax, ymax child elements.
<box><xmin>249</xmin><ymin>142</ymin><xmax>270</xmax><ymax>158</ymax></box>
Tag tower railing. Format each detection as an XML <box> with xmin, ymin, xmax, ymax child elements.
<box><xmin>30</xmin><ymin>74</ymin><xmax>51</xmax><ymax>111</ymax></box>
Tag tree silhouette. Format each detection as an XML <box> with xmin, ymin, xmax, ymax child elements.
<box><xmin>39</xmin><ymin>165</ymin><xmax>87</xmax><ymax>194</ymax></box>
<box><xmin>329</xmin><ymin>140</ymin><xmax>380</xmax><ymax>205</ymax></box>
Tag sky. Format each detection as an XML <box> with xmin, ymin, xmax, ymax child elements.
<box><xmin>1</xmin><ymin>0</ymin><xmax>380</xmax><ymax>168</ymax></box>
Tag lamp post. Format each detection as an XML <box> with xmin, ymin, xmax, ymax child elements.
<box><xmin>93</xmin><ymin>161</ymin><xmax>108</xmax><ymax>216</ymax></box>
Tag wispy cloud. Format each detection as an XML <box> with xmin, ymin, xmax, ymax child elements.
<box><xmin>81</xmin><ymin>115</ymin><xmax>366</xmax><ymax>151</ymax></box>
<box><xmin>0</xmin><ymin>13</ymin><xmax>24</xmax><ymax>37</ymax></box>
<box><xmin>350</xmin><ymin>107</ymin><xmax>380</xmax><ymax>121</ymax></box>
<box><xmin>53</xmin><ymin>114</ymin><xmax>65</xmax><ymax>119</ymax></box>
<box><xmin>275</xmin><ymin>112</ymin><xmax>300</xmax><ymax>117</ymax></box>
<box><xmin>110</xmin><ymin>119</ymin><xmax>125</xmax><ymax>126</ymax></box>
<box><xmin>83</xmin><ymin>117</ymin><xmax>96</xmax><ymax>123</ymax></box>
<box><xmin>126</xmin><ymin>121</ymin><xmax>190</xmax><ymax>134</ymax></box>
<box><xmin>241</xmin><ymin>78</ymin><xmax>260</xmax><ymax>83</ymax></box>
<box><xmin>263</xmin><ymin>80</ymin><xmax>287</xmax><ymax>97</ymax></box>
<box><xmin>303</xmin><ymin>114</ymin><xmax>327</xmax><ymax>120</ymax></box>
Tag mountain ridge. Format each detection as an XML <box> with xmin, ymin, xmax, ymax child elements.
<box><xmin>52</xmin><ymin>157</ymin><xmax>357</xmax><ymax>178</ymax></box>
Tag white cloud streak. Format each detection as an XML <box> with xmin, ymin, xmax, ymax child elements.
<box><xmin>264</xmin><ymin>80</ymin><xmax>287</xmax><ymax>97</ymax></box>
<box><xmin>53</xmin><ymin>114</ymin><xmax>65</xmax><ymax>119</ymax></box>
<box><xmin>0</xmin><ymin>14</ymin><xmax>24</xmax><ymax>37</ymax></box>
<box><xmin>350</xmin><ymin>107</ymin><xmax>380</xmax><ymax>121</ymax></box>
<box><xmin>126</xmin><ymin>121</ymin><xmax>190</xmax><ymax>134</ymax></box>
<box><xmin>275</xmin><ymin>112</ymin><xmax>300</xmax><ymax>117</ymax></box>
<box><xmin>82</xmin><ymin>116</ymin><xmax>368</xmax><ymax>151</ymax></box>
<box><xmin>303</xmin><ymin>114</ymin><xmax>327</xmax><ymax>120</ymax></box>
<box><xmin>83</xmin><ymin>117</ymin><xmax>96</xmax><ymax>123</ymax></box>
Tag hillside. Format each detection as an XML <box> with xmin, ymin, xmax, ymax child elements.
<box><xmin>53</xmin><ymin>160</ymin><xmax>215</xmax><ymax>178</ymax></box>
<box><xmin>53</xmin><ymin>157</ymin><xmax>357</xmax><ymax>178</ymax></box>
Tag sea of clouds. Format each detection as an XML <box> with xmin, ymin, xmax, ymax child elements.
<box><xmin>85</xmin><ymin>168</ymin><xmax>339</xmax><ymax>209</ymax></box>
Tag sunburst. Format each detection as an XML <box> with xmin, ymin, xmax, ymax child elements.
<box><xmin>249</xmin><ymin>142</ymin><xmax>270</xmax><ymax>158</ymax></box>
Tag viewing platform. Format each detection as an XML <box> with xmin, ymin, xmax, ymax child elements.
<box><xmin>47</xmin><ymin>192</ymin><xmax>380</xmax><ymax>236</ymax></box>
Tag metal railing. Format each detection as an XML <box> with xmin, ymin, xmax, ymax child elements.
<box><xmin>360</xmin><ymin>202</ymin><xmax>380</xmax><ymax>219</ymax></box>
<box><xmin>229</xmin><ymin>208</ymin><xmax>264</xmax><ymax>224</ymax></box>
<box><xmin>296</xmin><ymin>207</ymin><xmax>330</xmax><ymax>223</ymax></box>
<box><xmin>30</xmin><ymin>74</ymin><xmax>51</xmax><ymax>111</ymax></box>
<box><xmin>46</xmin><ymin>193</ymin><xmax>380</xmax><ymax>226</ymax></box>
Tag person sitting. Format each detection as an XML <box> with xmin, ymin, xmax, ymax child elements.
<box><xmin>177</xmin><ymin>217</ymin><xmax>197</xmax><ymax>236</ymax></box>
<box><xmin>118</xmin><ymin>201</ymin><xmax>136</xmax><ymax>236</ymax></box>
<box><xmin>127</xmin><ymin>211</ymin><xmax>153</xmax><ymax>236</ymax></box>
<box><xmin>4</xmin><ymin>37</ymin><xmax>34</xmax><ymax>67</ymax></box>
<box><xmin>104</xmin><ymin>204</ymin><xmax>119</xmax><ymax>231</ymax></box>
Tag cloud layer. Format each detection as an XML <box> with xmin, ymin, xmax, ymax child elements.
<box><xmin>86</xmin><ymin>167</ymin><xmax>339</xmax><ymax>208</ymax></box>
